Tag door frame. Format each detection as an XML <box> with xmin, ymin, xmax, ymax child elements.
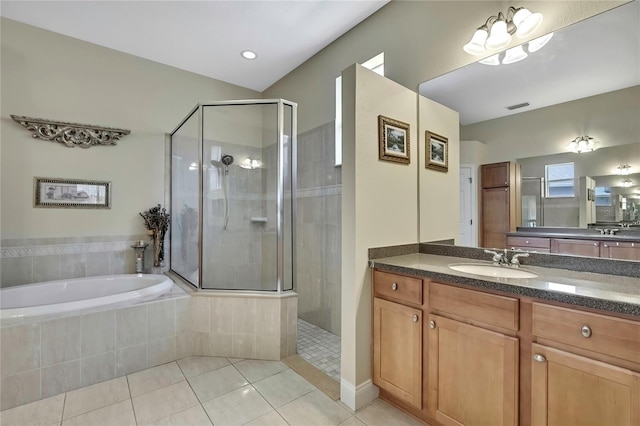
<box><xmin>460</xmin><ymin>164</ymin><xmax>478</xmax><ymax>247</ymax></box>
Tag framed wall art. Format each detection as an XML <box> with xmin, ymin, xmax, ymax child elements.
<box><xmin>425</xmin><ymin>131</ymin><xmax>448</xmax><ymax>172</ymax></box>
<box><xmin>34</xmin><ymin>177</ymin><xmax>111</xmax><ymax>209</ymax></box>
<box><xmin>378</xmin><ymin>115</ymin><xmax>410</xmax><ymax>164</ymax></box>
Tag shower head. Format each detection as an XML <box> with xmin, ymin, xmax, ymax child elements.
<box><xmin>221</xmin><ymin>154</ymin><xmax>234</xmax><ymax>166</ymax></box>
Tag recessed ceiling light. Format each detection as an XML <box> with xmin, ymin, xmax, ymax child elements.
<box><xmin>241</xmin><ymin>50</ymin><xmax>257</xmax><ymax>60</ymax></box>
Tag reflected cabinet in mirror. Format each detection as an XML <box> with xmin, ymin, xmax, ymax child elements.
<box><xmin>418</xmin><ymin>2</ymin><xmax>640</xmax><ymax>260</ymax></box>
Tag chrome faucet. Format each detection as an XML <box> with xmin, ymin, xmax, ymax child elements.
<box><xmin>484</xmin><ymin>249</ymin><xmax>508</xmax><ymax>265</ymax></box>
<box><xmin>510</xmin><ymin>252</ymin><xmax>529</xmax><ymax>267</ymax></box>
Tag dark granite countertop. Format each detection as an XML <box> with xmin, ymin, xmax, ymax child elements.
<box><xmin>369</xmin><ymin>253</ymin><xmax>640</xmax><ymax>317</ymax></box>
<box><xmin>507</xmin><ymin>230</ymin><xmax>640</xmax><ymax>242</ymax></box>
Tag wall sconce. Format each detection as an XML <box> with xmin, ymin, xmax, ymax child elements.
<box><xmin>463</xmin><ymin>7</ymin><xmax>544</xmax><ymax>56</ymax></box>
<box><xmin>621</xmin><ymin>179</ymin><xmax>633</xmax><ymax>188</ymax></box>
<box><xmin>567</xmin><ymin>136</ymin><xmax>598</xmax><ymax>153</ymax></box>
<box><xmin>479</xmin><ymin>32</ymin><xmax>553</xmax><ymax>66</ymax></box>
<box><xmin>616</xmin><ymin>164</ymin><xmax>633</xmax><ymax>175</ymax></box>
<box><xmin>239</xmin><ymin>158</ymin><xmax>262</xmax><ymax>170</ymax></box>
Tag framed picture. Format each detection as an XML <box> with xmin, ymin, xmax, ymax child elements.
<box><xmin>34</xmin><ymin>177</ymin><xmax>111</xmax><ymax>209</ymax></box>
<box><xmin>378</xmin><ymin>115</ymin><xmax>410</xmax><ymax>164</ymax></box>
<box><xmin>425</xmin><ymin>131</ymin><xmax>448</xmax><ymax>172</ymax></box>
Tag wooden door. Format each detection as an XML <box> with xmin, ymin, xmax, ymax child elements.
<box><xmin>550</xmin><ymin>238</ymin><xmax>600</xmax><ymax>257</ymax></box>
<box><xmin>601</xmin><ymin>242</ymin><xmax>640</xmax><ymax>261</ymax></box>
<box><xmin>482</xmin><ymin>162</ymin><xmax>510</xmax><ymax>188</ymax></box>
<box><xmin>531</xmin><ymin>344</ymin><xmax>640</xmax><ymax>426</ymax></box>
<box><xmin>482</xmin><ymin>187</ymin><xmax>510</xmax><ymax>249</ymax></box>
<box><xmin>428</xmin><ymin>314</ymin><xmax>518</xmax><ymax>426</ymax></box>
<box><xmin>373</xmin><ymin>297</ymin><xmax>422</xmax><ymax>408</ymax></box>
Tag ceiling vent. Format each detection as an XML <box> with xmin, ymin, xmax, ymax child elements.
<box><xmin>506</xmin><ymin>102</ymin><xmax>530</xmax><ymax>110</ymax></box>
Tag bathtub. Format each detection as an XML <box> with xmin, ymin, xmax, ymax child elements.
<box><xmin>0</xmin><ymin>274</ymin><xmax>174</xmax><ymax>320</ymax></box>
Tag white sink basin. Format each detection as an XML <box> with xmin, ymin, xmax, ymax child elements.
<box><xmin>448</xmin><ymin>263</ymin><xmax>538</xmax><ymax>279</ymax></box>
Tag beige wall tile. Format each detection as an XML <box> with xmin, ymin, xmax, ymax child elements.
<box><xmin>232</xmin><ymin>333</ymin><xmax>256</xmax><ymax>359</ymax></box>
<box><xmin>191</xmin><ymin>297</ymin><xmax>210</xmax><ymax>334</ymax></box>
<box><xmin>80</xmin><ymin>351</ymin><xmax>116</xmax><ymax>387</ymax></box>
<box><xmin>60</xmin><ymin>253</ymin><xmax>86</xmax><ymax>280</ymax></box>
<box><xmin>148</xmin><ymin>300</ymin><xmax>176</xmax><ymax>342</ymax></box>
<box><xmin>255</xmin><ymin>298</ymin><xmax>280</xmax><ymax>335</ymax></box>
<box><xmin>0</xmin><ymin>369</ymin><xmax>41</xmax><ymax>411</ymax></box>
<box><xmin>232</xmin><ymin>298</ymin><xmax>256</xmax><ymax>334</ymax></box>
<box><xmin>116</xmin><ymin>305</ymin><xmax>147</xmax><ymax>349</ymax></box>
<box><xmin>116</xmin><ymin>344</ymin><xmax>148</xmax><ymax>376</ymax></box>
<box><xmin>0</xmin><ymin>393</ymin><xmax>64</xmax><ymax>426</ymax></box>
<box><xmin>81</xmin><ymin>311</ymin><xmax>115</xmax><ymax>357</ymax></box>
<box><xmin>41</xmin><ymin>316</ymin><xmax>81</xmax><ymax>367</ymax></box>
<box><xmin>175</xmin><ymin>333</ymin><xmax>193</xmax><ymax>360</ymax></box>
<box><xmin>1</xmin><ymin>323</ymin><xmax>40</xmax><ymax>377</ymax></box>
<box><xmin>255</xmin><ymin>334</ymin><xmax>281</xmax><ymax>361</ymax></box>
<box><xmin>1</xmin><ymin>257</ymin><xmax>33</xmax><ymax>287</ymax></box>
<box><xmin>206</xmin><ymin>333</ymin><xmax>233</xmax><ymax>357</ymax></box>
<box><xmin>33</xmin><ymin>255</ymin><xmax>62</xmax><ymax>283</ymax></box>
<box><xmin>175</xmin><ymin>298</ymin><xmax>191</xmax><ymax>334</ymax></box>
<box><xmin>148</xmin><ymin>337</ymin><xmax>176</xmax><ymax>368</ymax></box>
<box><xmin>209</xmin><ymin>297</ymin><xmax>231</xmax><ymax>334</ymax></box>
<box><xmin>85</xmin><ymin>252</ymin><xmax>111</xmax><ymax>277</ymax></box>
<box><xmin>41</xmin><ymin>359</ymin><xmax>81</xmax><ymax>398</ymax></box>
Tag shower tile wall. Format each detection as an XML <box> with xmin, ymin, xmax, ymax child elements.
<box><xmin>0</xmin><ymin>235</ymin><xmax>155</xmax><ymax>287</ymax></box>
<box><xmin>296</xmin><ymin>122</ymin><xmax>341</xmax><ymax>336</ymax></box>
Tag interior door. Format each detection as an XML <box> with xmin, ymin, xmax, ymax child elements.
<box><xmin>459</xmin><ymin>166</ymin><xmax>474</xmax><ymax>247</ymax></box>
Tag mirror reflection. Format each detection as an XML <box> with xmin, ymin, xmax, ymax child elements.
<box><xmin>418</xmin><ymin>2</ymin><xmax>639</xmax><ymax>259</ymax></box>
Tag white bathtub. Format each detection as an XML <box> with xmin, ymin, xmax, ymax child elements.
<box><xmin>0</xmin><ymin>274</ymin><xmax>174</xmax><ymax>320</ymax></box>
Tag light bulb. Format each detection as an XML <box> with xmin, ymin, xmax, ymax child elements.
<box><xmin>485</xmin><ymin>19</ymin><xmax>512</xmax><ymax>50</ymax></box>
<box><xmin>463</xmin><ymin>28</ymin><xmax>489</xmax><ymax>55</ymax></box>
<box><xmin>513</xmin><ymin>8</ymin><xmax>543</xmax><ymax>38</ymax></box>
<box><xmin>479</xmin><ymin>54</ymin><xmax>500</xmax><ymax>66</ymax></box>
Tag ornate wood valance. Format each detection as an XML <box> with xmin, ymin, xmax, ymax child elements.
<box><xmin>10</xmin><ymin>115</ymin><xmax>131</xmax><ymax>148</ymax></box>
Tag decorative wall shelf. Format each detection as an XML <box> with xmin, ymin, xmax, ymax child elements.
<box><xmin>10</xmin><ymin>115</ymin><xmax>131</xmax><ymax>148</ymax></box>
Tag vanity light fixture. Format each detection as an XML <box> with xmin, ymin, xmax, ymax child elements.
<box><xmin>241</xmin><ymin>50</ymin><xmax>257</xmax><ymax>60</ymax></box>
<box><xmin>479</xmin><ymin>33</ymin><xmax>553</xmax><ymax>66</ymax></box>
<box><xmin>616</xmin><ymin>164</ymin><xmax>633</xmax><ymax>175</ymax></box>
<box><xmin>463</xmin><ymin>7</ymin><xmax>544</xmax><ymax>56</ymax></box>
<box><xmin>621</xmin><ymin>179</ymin><xmax>633</xmax><ymax>188</ymax></box>
<box><xmin>567</xmin><ymin>135</ymin><xmax>598</xmax><ymax>153</ymax></box>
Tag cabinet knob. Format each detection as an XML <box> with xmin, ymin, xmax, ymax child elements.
<box><xmin>412</xmin><ymin>315</ymin><xmax>419</xmax><ymax>323</ymax></box>
<box><xmin>429</xmin><ymin>320</ymin><xmax>436</xmax><ymax>329</ymax></box>
<box><xmin>533</xmin><ymin>354</ymin><xmax>546</xmax><ymax>363</ymax></box>
<box><xmin>391</xmin><ymin>283</ymin><xmax>398</xmax><ymax>291</ymax></box>
<box><xmin>525</xmin><ymin>240</ymin><xmax>529</xmax><ymax>244</ymax></box>
<box><xmin>581</xmin><ymin>325</ymin><xmax>592</xmax><ymax>338</ymax></box>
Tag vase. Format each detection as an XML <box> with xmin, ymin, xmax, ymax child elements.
<box><xmin>148</xmin><ymin>230</ymin><xmax>164</xmax><ymax>269</ymax></box>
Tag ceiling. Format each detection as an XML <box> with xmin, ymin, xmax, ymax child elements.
<box><xmin>419</xmin><ymin>1</ymin><xmax>640</xmax><ymax>125</ymax></box>
<box><xmin>0</xmin><ymin>0</ymin><xmax>388</xmax><ymax>92</ymax></box>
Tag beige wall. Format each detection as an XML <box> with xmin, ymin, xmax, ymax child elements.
<box><xmin>341</xmin><ymin>64</ymin><xmax>418</xmax><ymax>408</ymax></box>
<box><xmin>1</xmin><ymin>18</ymin><xmax>259</xmax><ymax>240</ymax></box>
<box><xmin>462</xmin><ymin>86</ymin><xmax>640</xmax><ymax>164</ymax></box>
<box><xmin>419</xmin><ymin>95</ymin><xmax>460</xmax><ymax>243</ymax></box>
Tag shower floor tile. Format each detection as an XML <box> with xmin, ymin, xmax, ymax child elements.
<box><xmin>297</xmin><ymin>319</ymin><xmax>341</xmax><ymax>381</ymax></box>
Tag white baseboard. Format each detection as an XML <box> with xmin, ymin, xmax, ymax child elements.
<box><xmin>340</xmin><ymin>379</ymin><xmax>379</xmax><ymax>411</ymax></box>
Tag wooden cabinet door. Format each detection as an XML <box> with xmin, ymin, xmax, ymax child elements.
<box><xmin>601</xmin><ymin>241</ymin><xmax>640</xmax><ymax>261</ymax></box>
<box><xmin>531</xmin><ymin>344</ymin><xmax>640</xmax><ymax>426</ymax></box>
<box><xmin>373</xmin><ymin>297</ymin><xmax>422</xmax><ymax>408</ymax></box>
<box><xmin>428</xmin><ymin>314</ymin><xmax>518</xmax><ymax>426</ymax></box>
<box><xmin>550</xmin><ymin>238</ymin><xmax>600</xmax><ymax>257</ymax></box>
<box><xmin>482</xmin><ymin>187</ymin><xmax>510</xmax><ymax>249</ymax></box>
<box><xmin>482</xmin><ymin>162</ymin><xmax>510</xmax><ymax>188</ymax></box>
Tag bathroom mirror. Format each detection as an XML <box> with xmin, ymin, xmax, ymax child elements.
<box><xmin>418</xmin><ymin>1</ymin><xmax>640</xmax><ymax>251</ymax></box>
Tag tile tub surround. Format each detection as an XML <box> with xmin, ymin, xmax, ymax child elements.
<box><xmin>0</xmin><ymin>235</ymin><xmax>165</xmax><ymax>288</ymax></box>
<box><xmin>188</xmin><ymin>291</ymin><xmax>298</xmax><ymax>361</ymax></box>
<box><xmin>0</xmin><ymin>296</ymin><xmax>191</xmax><ymax>411</ymax></box>
<box><xmin>370</xmin><ymin>253</ymin><xmax>640</xmax><ymax>316</ymax></box>
<box><xmin>0</xmin><ymin>357</ymin><xmax>423</xmax><ymax>426</ymax></box>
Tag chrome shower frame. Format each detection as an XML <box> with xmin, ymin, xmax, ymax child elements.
<box><xmin>169</xmin><ymin>99</ymin><xmax>297</xmax><ymax>293</ymax></box>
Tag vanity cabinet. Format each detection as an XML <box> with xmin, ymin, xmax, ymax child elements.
<box><xmin>601</xmin><ymin>241</ymin><xmax>640</xmax><ymax>261</ymax></box>
<box><xmin>372</xmin><ymin>270</ymin><xmax>423</xmax><ymax>409</ymax></box>
<box><xmin>480</xmin><ymin>162</ymin><xmax>521</xmax><ymax>250</ymax></box>
<box><xmin>531</xmin><ymin>303</ymin><xmax>640</xmax><ymax>426</ymax></box>
<box><xmin>550</xmin><ymin>238</ymin><xmax>600</xmax><ymax>257</ymax></box>
<box><xmin>506</xmin><ymin>236</ymin><xmax>551</xmax><ymax>253</ymax></box>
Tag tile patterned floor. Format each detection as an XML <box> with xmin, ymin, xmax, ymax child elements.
<box><xmin>297</xmin><ymin>319</ymin><xmax>341</xmax><ymax>381</ymax></box>
<box><xmin>0</xmin><ymin>356</ymin><xmax>424</xmax><ymax>426</ymax></box>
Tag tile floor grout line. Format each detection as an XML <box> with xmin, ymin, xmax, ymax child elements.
<box><xmin>124</xmin><ymin>374</ymin><xmax>140</xmax><ymax>426</ymax></box>
<box><xmin>178</xmin><ymin>357</ymin><xmax>216</xmax><ymax>425</ymax></box>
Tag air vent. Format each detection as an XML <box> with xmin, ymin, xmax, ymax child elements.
<box><xmin>506</xmin><ymin>102</ymin><xmax>530</xmax><ymax>110</ymax></box>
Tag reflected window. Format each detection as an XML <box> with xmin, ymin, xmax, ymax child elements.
<box><xmin>595</xmin><ymin>187</ymin><xmax>611</xmax><ymax>206</ymax></box>
<box><xmin>545</xmin><ymin>162</ymin><xmax>575</xmax><ymax>198</ymax></box>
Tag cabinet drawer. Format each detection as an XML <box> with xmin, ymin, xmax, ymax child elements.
<box><xmin>373</xmin><ymin>270</ymin><xmax>422</xmax><ymax>305</ymax></box>
<box><xmin>429</xmin><ymin>282</ymin><xmax>519</xmax><ymax>331</ymax></box>
<box><xmin>506</xmin><ymin>236</ymin><xmax>550</xmax><ymax>249</ymax></box>
<box><xmin>532</xmin><ymin>303</ymin><xmax>640</xmax><ymax>364</ymax></box>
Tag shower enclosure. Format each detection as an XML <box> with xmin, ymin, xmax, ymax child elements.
<box><xmin>169</xmin><ymin>99</ymin><xmax>296</xmax><ymax>292</ymax></box>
